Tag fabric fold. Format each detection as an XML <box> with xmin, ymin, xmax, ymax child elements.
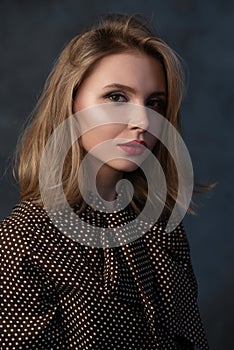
<box><xmin>3</xmin><ymin>200</ymin><xmax>209</xmax><ymax>349</ymax></box>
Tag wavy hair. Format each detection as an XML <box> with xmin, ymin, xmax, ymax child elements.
<box><xmin>15</xmin><ymin>13</ymin><xmax>191</xmax><ymax>215</ymax></box>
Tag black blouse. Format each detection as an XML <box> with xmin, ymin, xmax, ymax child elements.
<box><xmin>0</xmin><ymin>200</ymin><xmax>209</xmax><ymax>349</ymax></box>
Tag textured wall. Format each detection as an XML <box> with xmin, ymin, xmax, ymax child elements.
<box><xmin>0</xmin><ymin>0</ymin><xmax>233</xmax><ymax>348</ymax></box>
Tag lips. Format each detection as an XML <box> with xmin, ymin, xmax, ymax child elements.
<box><xmin>118</xmin><ymin>140</ymin><xmax>147</xmax><ymax>155</ymax></box>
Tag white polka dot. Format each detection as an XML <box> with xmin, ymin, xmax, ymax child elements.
<box><xmin>0</xmin><ymin>200</ymin><xmax>209</xmax><ymax>349</ymax></box>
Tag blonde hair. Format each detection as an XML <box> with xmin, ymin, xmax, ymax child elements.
<box><xmin>15</xmin><ymin>13</ymin><xmax>188</xmax><ymax>215</ymax></box>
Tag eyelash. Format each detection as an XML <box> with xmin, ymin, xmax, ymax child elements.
<box><xmin>104</xmin><ymin>92</ymin><xmax>127</xmax><ymax>103</ymax></box>
<box><xmin>146</xmin><ymin>98</ymin><xmax>166</xmax><ymax>110</ymax></box>
<box><xmin>104</xmin><ymin>91</ymin><xmax>166</xmax><ymax>111</ymax></box>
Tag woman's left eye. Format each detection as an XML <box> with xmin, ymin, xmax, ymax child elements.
<box><xmin>146</xmin><ymin>98</ymin><xmax>165</xmax><ymax>112</ymax></box>
<box><xmin>104</xmin><ymin>92</ymin><xmax>127</xmax><ymax>103</ymax></box>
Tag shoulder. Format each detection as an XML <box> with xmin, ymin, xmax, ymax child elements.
<box><xmin>0</xmin><ymin>200</ymin><xmax>77</xmax><ymax>260</ymax></box>
<box><xmin>0</xmin><ymin>201</ymin><xmax>49</xmax><ymax>256</ymax></box>
<box><xmin>0</xmin><ymin>201</ymin><xmax>91</xmax><ymax>283</ymax></box>
<box><xmin>0</xmin><ymin>201</ymin><xmax>95</xmax><ymax>261</ymax></box>
<box><xmin>143</xmin><ymin>219</ymin><xmax>192</xmax><ymax>267</ymax></box>
<box><xmin>0</xmin><ymin>201</ymin><xmax>48</xmax><ymax>237</ymax></box>
<box><xmin>145</xmin><ymin>219</ymin><xmax>189</xmax><ymax>246</ymax></box>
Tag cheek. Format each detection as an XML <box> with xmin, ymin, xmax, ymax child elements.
<box><xmin>80</xmin><ymin>125</ymin><xmax>125</xmax><ymax>152</ymax></box>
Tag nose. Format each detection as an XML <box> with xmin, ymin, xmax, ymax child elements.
<box><xmin>127</xmin><ymin>104</ymin><xmax>149</xmax><ymax>132</ymax></box>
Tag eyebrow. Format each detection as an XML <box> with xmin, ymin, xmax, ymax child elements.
<box><xmin>103</xmin><ymin>83</ymin><xmax>167</xmax><ymax>98</ymax></box>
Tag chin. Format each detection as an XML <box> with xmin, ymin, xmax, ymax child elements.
<box><xmin>107</xmin><ymin>159</ymin><xmax>140</xmax><ymax>173</ymax></box>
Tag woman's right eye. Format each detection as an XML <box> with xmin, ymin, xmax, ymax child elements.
<box><xmin>104</xmin><ymin>92</ymin><xmax>127</xmax><ymax>103</ymax></box>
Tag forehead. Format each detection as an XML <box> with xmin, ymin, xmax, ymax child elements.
<box><xmin>82</xmin><ymin>51</ymin><xmax>166</xmax><ymax>92</ymax></box>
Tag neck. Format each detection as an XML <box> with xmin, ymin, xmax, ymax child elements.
<box><xmin>84</xmin><ymin>156</ymin><xmax>123</xmax><ymax>202</ymax></box>
<box><xmin>96</xmin><ymin>164</ymin><xmax>123</xmax><ymax>202</ymax></box>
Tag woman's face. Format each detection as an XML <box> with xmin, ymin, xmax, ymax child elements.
<box><xmin>73</xmin><ymin>51</ymin><xmax>167</xmax><ymax>173</ymax></box>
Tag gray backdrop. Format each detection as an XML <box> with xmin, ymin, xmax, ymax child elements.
<box><xmin>0</xmin><ymin>0</ymin><xmax>233</xmax><ymax>349</ymax></box>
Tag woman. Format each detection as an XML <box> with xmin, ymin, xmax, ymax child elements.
<box><xmin>0</xmin><ymin>14</ymin><xmax>209</xmax><ymax>349</ymax></box>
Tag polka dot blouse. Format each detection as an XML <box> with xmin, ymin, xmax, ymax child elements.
<box><xmin>0</xmin><ymin>200</ymin><xmax>209</xmax><ymax>349</ymax></box>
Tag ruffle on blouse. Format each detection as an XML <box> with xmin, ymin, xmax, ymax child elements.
<box><xmin>99</xmin><ymin>210</ymin><xmax>209</xmax><ymax>349</ymax></box>
<box><xmin>10</xmin><ymin>200</ymin><xmax>209</xmax><ymax>350</ymax></box>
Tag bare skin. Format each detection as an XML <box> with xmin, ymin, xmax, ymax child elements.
<box><xmin>73</xmin><ymin>51</ymin><xmax>166</xmax><ymax>202</ymax></box>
